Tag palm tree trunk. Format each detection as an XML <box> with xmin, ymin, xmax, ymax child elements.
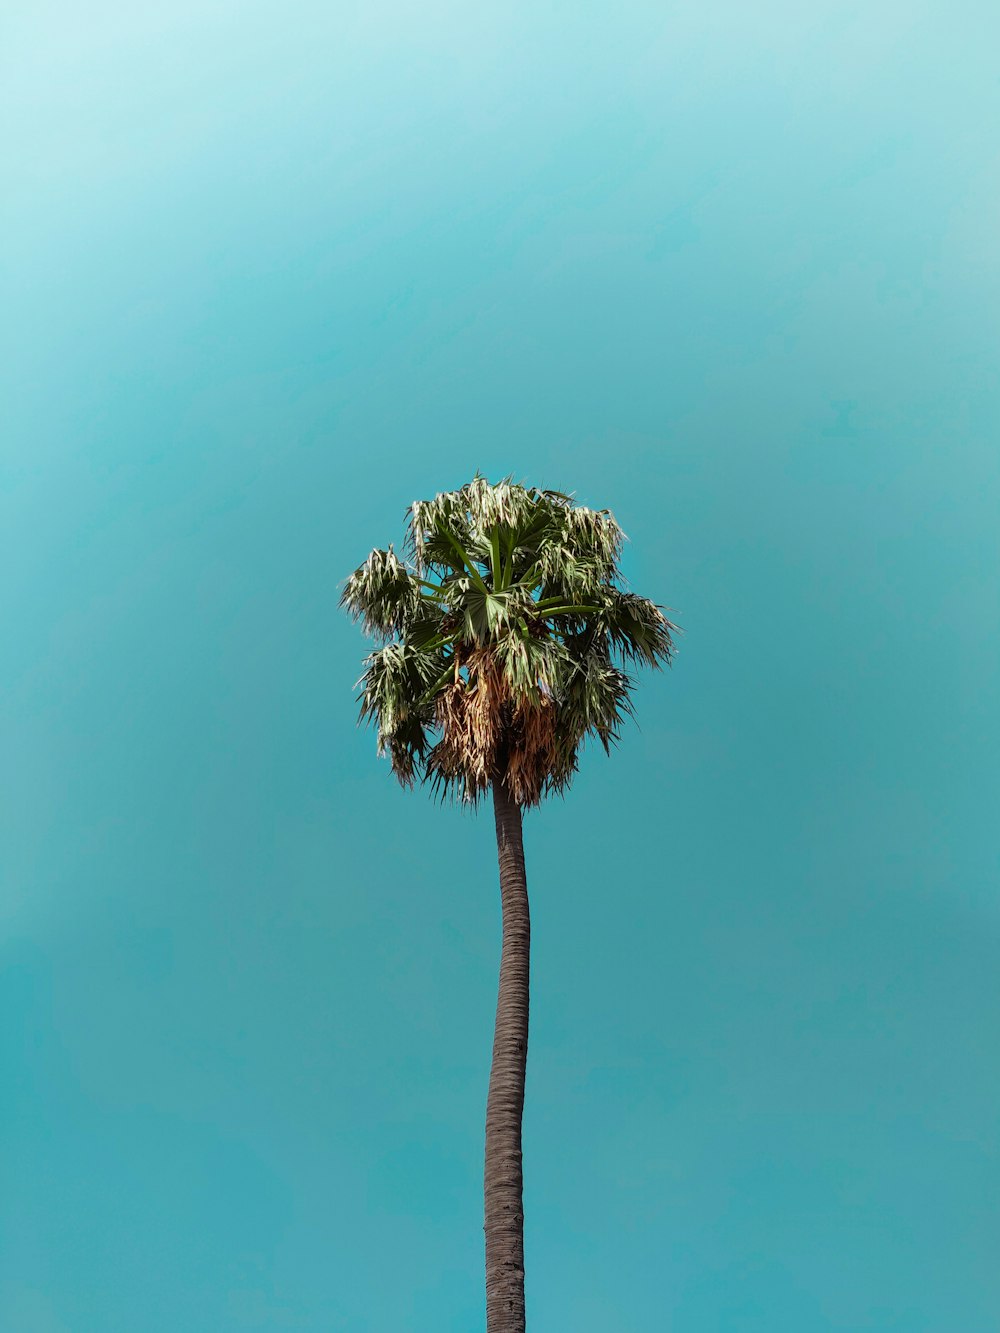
<box><xmin>485</xmin><ymin>776</ymin><xmax>530</xmax><ymax>1332</ymax></box>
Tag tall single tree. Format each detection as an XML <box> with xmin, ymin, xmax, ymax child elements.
<box><xmin>341</xmin><ymin>477</ymin><xmax>676</xmax><ymax>1332</ymax></box>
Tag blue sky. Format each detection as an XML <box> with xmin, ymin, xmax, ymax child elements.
<box><xmin>2</xmin><ymin>2</ymin><xmax>998</xmax><ymax>1328</ymax></box>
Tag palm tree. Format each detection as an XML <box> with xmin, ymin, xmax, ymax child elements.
<box><xmin>341</xmin><ymin>477</ymin><xmax>676</xmax><ymax>1332</ymax></box>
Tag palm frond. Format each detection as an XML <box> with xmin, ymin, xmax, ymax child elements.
<box><xmin>340</xmin><ymin>547</ymin><xmax>430</xmax><ymax>640</ymax></box>
<box><xmin>356</xmin><ymin>641</ymin><xmax>446</xmax><ymax>784</ymax></box>
<box><xmin>596</xmin><ymin>588</ymin><xmax>678</xmax><ymax>667</ymax></box>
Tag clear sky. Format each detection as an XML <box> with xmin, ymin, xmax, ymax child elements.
<box><xmin>2</xmin><ymin>2</ymin><xmax>998</xmax><ymax>1329</ymax></box>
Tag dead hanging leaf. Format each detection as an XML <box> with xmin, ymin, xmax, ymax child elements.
<box><xmin>426</xmin><ymin>645</ymin><xmax>558</xmax><ymax>805</ymax></box>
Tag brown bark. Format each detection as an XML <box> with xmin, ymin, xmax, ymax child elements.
<box><xmin>485</xmin><ymin>776</ymin><xmax>530</xmax><ymax>1332</ymax></box>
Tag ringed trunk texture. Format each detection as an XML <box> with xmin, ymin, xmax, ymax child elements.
<box><xmin>485</xmin><ymin>777</ymin><xmax>530</xmax><ymax>1333</ymax></box>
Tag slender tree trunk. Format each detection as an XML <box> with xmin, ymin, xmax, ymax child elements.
<box><xmin>485</xmin><ymin>777</ymin><xmax>530</xmax><ymax>1332</ymax></box>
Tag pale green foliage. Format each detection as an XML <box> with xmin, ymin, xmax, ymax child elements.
<box><xmin>341</xmin><ymin>477</ymin><xmax>677</xmax><ymax>806</ymax></box>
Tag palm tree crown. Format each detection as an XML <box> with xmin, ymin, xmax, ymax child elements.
<box><xmin>341</xmin><ymin>476</ymin><xmax>677</xmax><ymax>807</ymax></box>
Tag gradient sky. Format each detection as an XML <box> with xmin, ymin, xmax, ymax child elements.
<box><xmin>2</xmin><ymin>2</ymin><xmax>999</xmax><ymax>1329</ymax></box>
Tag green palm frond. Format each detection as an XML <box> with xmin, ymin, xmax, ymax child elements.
<box><xmin>356</xmin><ymin>640</ymin><xmax>447</xmax><ymax>784</ymax></box>
<box><xmin>340</xmin><ymin>546</ymin><xmax>435</xmax><ymax>639</ymax></box>
<box><xmin>597</xmin><ymin>588</ymin><xmax>678</xmax><ymax>667</ymax></box>
<box><xmin>343</xmin><ymin>475</ymin><xmax>677</xmax><ymax>806</ymax></box>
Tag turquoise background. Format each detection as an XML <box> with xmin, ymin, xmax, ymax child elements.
<box><xmin>3</xmin><ymin>2</ymin><xmax>998</xmax><ymax>1328</ymax></box>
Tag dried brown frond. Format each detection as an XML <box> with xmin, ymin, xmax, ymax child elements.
<box><xmin>505</xmin><ymin>691</ymin><xmax>559</xmax><ymax>806</ymax></box>
<box><xmin>426</xmin><ymin>645</ymin><xmax>560</xmax><ymax>806</ymax></box>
